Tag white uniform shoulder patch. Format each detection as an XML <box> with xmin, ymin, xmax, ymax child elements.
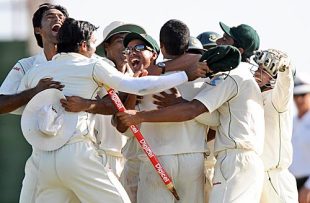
<box><xmin>209</xmin><ymin>74</ymin><xmax>226</xmax><ymax>86</ymax></box>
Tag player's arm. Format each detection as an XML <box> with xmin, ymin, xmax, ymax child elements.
<box><xmin>146</xmin><ymin>53</ymin><xmax>201</xmax><ymax>75</ymax></box>
<box><xmin>272</xmin><ymin>65</ymin><xmax>294</xmax><ymax>112</ymax></box>
<box><xmin>153</xmin><ymin>88</ymin><xmax>220</xmax><ymax>126</ymax></box>
<box><xmin>60</xmin><ymin>94</ymin><xmax>119</xmax><ymax>115</ymax></box>
<box><xmin>0</xmin><ymin>77</ymin><xmax>63</xmax><ymax>114</ymax></box>
<box><xmin>93</xmin><ymin>60</ymin><xmax>208</xmax><ymax>96</ymax></box>
<box><xmin>116</xmin><ymin>75</ymin><xmax>236</xmax><ymax>126</ymax></box>
<box><xmin>116</xmin><ymin>99</ymin><xmax>208</xmax><ymax>127</ymax></box>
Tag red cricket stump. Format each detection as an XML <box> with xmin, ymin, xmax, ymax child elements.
<box><xmin>104</xmin><ymin>85</ymin><xmax>180</xmax><ymax>200</ymax></box>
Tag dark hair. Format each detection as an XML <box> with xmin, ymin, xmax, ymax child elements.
<box><xmin>159</xmin><ymin>19</ymin><xmax>190</xmax><ymax>56</ymax></box>
<box><xmin>57</xmin><ymin>18</ymin><xmax>98</xmax><ymax>53</ymax></box>
<box><xmin>32</xmin><ymin>3</ymin><xmax>69</xmax><ymax>48</ymax></box>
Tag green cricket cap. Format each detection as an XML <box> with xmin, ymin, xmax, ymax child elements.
<box><xmin>219</xmin><ymin>22</ymin><xmax>260</xmax><ymax>59</ymax></box>
<box><xmin>123</xmin><ymin>32</ymin><xmax>160</xmax><ymax>54</ymax></box>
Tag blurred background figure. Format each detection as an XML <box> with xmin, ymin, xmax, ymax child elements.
<box><xmin>290</xmin><ymin>73</ymin><xmax>310</xmax><ymax>203</ymax></box>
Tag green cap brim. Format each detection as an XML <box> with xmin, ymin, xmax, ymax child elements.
<box><xmin>219</xmin><ymin>22</ymin><xmax>233</xmax><ymax>38</ymax></box>
<box><xmin>105</xmin><ymin>24</ymin><xmax>146</xmax><ymax>42</ymax></box>
<box><xmin>123</xmin><ymin>32</ymin><xmax>160</xmax><ymax>54</ymax></box>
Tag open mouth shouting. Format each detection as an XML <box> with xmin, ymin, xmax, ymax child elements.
<box><xmin>51</xmin><ymin>24</ymin><xmax>62</xmax><ymax>37</ymax></box>
<box><xmin>129</xmin><ymin>58</ymin><xmax>142</xmax><ymax>71</ymax></box>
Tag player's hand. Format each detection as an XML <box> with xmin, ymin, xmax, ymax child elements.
<box><xmin>133</xmin><ymin>69</ymin><xmax>148</xmax><ymax>77</ymax></box>
<box><xmin>299</xmin><ymin>187</ymin><xmax>310</xmax><ymax>203</ymax></box>
<box><xmin>153</xmin><ymin>88</ymin><xmax>184</xmax><ymax>108</ymax></box>
<box><xmin>115</xmin><ymin>110</ymin><xmax>142</xmax><ymax>127</ymax></box>
<box><xmin>185</xmin><ymin>62</ymin><xmax>210</xmax><ymax>81</ymax></box>
<box><xmin>34</xmin><ymin>77</ymin><xmax>64</xmax><ymax>93</ymax></box>
<box><xmin>60</xmin><ymin>96</ymin><xmax>91</xmax><ymax>112</ymax></box>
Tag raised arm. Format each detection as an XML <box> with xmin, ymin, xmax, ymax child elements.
<box><xmin>272</xmin><ymin>65</ymin><xmax>294</xmax><ymax>112</ymax></box>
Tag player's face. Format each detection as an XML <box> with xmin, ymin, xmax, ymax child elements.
<box><xmin>216</xmin><ymin>33</ymin><xmax>234</xmax><ymax>46</ymax></box>
<box><xmin>104</xmin><ymin>33</ymin><xmax>128</xmax><ymax>70</ymax></box>
<box><xmin>36</xmin><ymin>9</ymin><xmax>66</xmax><ymax>45</ymax></box>
<box><xmin>125</xmin><ymin>39</ymin><xmax>157</xmax><ymax>73</ymax></box>
<box><xmin>85</xmin><ymin>33</ymin><xmax>97</xmax><ymax>58</ymax></box>
<box><xmin>294</xmin><ymin>93</ymin><xmax>310</xmax><ymax>116</ymax></box>
<box><xmin>254</xmin><ymin>65</ymin><xmax>272</xmax><ymax>88</ymax></box>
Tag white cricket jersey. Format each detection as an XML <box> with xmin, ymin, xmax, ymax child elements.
<box><xmin>0</xmin><ymin>52</ymin><xmax>47</xmax><ymax>114</ymax></box>
<box><xmin>131</xmin><ymin>77</ymin><xmax>220</xmax><ymax>156</ymax></box>
<box><xmin>18</xmin><ymin>52</ymin><xmax>189</xmax><ymax>144</ymax></box>
<box><xmin>94</xmin><ymin>87</ymin><xmax>128</xmax><ymax>156</ymax></box>
<box><xmin>92</xmin><ymin>56</ymin><xmax>129</xmax><ymax>156</ymax></box>
<box><xmin>260</xmin><ymin>68</ymin><xmax>294</xmax><ymax>170</ymax></box>
<box><xmin>194</xmin><ymin>62</ymin><xmax>265</xmax><ymax>155</ymax></box>
<box><xmin>95</xmin><ymin>115</ymin><xmax>128</xmax><ymax>155</ymax></box>
<box><xmin>290</xmin><ymin>112</ymin><xmax>310</xmax><ymax>185</ymax></box>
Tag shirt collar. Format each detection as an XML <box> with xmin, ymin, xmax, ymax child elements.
<box><xmin>52</xmin><ymin>52</ymin><xmax>90</xmax><ymax>61</ymax></box>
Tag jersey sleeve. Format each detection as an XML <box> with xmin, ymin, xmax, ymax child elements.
<box><xmin>271</xmin><ymin>67</ymin><xmax>294</xmax><ymax>112</ymax></box>
<box><xmin>92</xmin><ymin>60</ymin><xmax>188</xmax><ymax>96</ymax></box>
<box><xmin>0</xmin><ymin>61</ymin><xmax>26</xmax><ymax>95</ymax></box>
<box><xmin>17</xmin><ymin>70</ymin><xmax>31</xmax><ymax>93</ymax></box>
<box><xmin>195</xmin><ymin>110</ymin><xmax>220</xmax><ymax>127</ymax></box>
<box><xmin>194</xmin><ymin>75</ymin><xmax>238</xmax><ymax>113</ymax></box>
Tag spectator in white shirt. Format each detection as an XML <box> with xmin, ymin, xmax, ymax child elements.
<box><xmin>290</xmin><ymin>73</ymin><xmax>310</xmax><ymax>203</ymax></box>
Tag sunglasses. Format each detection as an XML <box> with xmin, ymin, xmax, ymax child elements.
<box><xmin>124</xmin><ymin>44</ymin><xmax>153</xmax><ymax>55</ymax></box>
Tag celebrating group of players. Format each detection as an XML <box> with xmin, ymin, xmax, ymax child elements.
<box><xmin>0</xmin><ymin>3</ymin><xmax>299</xmax><ymax>203</ymax></box>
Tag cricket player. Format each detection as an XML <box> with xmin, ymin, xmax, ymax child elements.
<box><xmin>56</xmin><ymin>21</ymin><xmax>147</xmax><ymax>179</ymax></box>
<box><xmin>95</xmin><ymin>21</ymin><xmax>146</xmax><ymax>178</ymax></box>
<box><xmin>253</xmin><ymin>49</ymin><xmax>298</xmax><ymax>203</ymax></box>
<box><xmin>116</xmin><ymin>22</ymin><xmax>265</xmax><ymax>203</ymax></box>
<box><xmin>0</xmin><ymin>4</ymin><xmax>80</xmax><ymax>203</ymax></box>
<box><xmin>114</xmin><ymin>31</ymin><xmax>161</xmax><ymax>203</ymax></box>
<box><xmin>116</xmin><ymin>20</ymin><xmax>220</xmax><ymax>203</ymax></box>
<box><xmin>18</xmin><ymin>18</ymin><xmax>207</xmax><ymax>202</ymax></box>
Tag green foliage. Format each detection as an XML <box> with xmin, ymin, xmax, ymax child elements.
<box><xmin>0</xmin><ymin>41</ymin><xmax>32</xmax><ymax>203</ymax></box>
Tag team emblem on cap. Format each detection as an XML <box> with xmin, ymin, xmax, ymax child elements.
<box><xmin>209</xmin><ymin>34</ymin><xmax>218</xmax><ymax>42</ymax></box>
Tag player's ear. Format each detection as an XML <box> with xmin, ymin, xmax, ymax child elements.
<box><xmin>238</xmin><ymin>47</ymin><xmax>244</xmax><ymax>55</ymax></box>
<box><xmin>34</xmin><ymin>27</ymin><xmax>41</xmax><ymax>35</ymax></box>
<box><xmin>151</xmin><ymin>52</ymin><xmax>158</xmax><ymax>61</ymax></box>
<box><xmin>78</xmin><ymin>41</ymin><xmax>89</xmax><ymax>55</ymax></box>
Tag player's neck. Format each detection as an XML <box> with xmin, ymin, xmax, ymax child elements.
<box><xmin>43</xmin><ymin>43</ymin><xmax>57</xmax><ymax>61</ymax></box>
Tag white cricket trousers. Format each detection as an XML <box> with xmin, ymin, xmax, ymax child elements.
<box><xmin>209</xmin><ymin>149</ymin><xmax>264</xmax><ymax>203</ymax></box>
<box><xmin>35</xmin><ymin>140</ymin><xmax>130</xmax><ymax>203</ymax></box>
<box><xmin>120</xmin><ymin>158</ymin><xmax>141</xmax><ymax>203</ymax></box>
<box><xmin>137</xmin><ymin>153</ymin><xmax>205</xmax><ymax>203</ymax></box>
<box><xmin>260</xmin><ymin>168</ymin><xmax>298</xmax><ymax>203</ymax></box>
<box><xmin>205</xmin><ymin>140</ymin><xmax>216</xmax><ymax>203</ymax></box>
<box><xmin>98</xmin><ymin>149</ymin><xmax>125</xmax><ymax>179</ymax></box>
<box><xmin>19</xmin><ymin>149</ymin><xmax>79</xmax><ymax>203</ymax></box>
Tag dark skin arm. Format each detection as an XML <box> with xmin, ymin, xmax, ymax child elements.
<box><xmin>147</xmin><ymin>53</ymin><xmax>201</xmax><ymax>75</ymax></box>
<box><xmin>114</xmin><ymin>70</ymin><xmax>147</xmax><ymax>133</ymax></box>
<box><xmin>116</xmin><ymin>99</ymin><xmax>208</xmax><ymax>127</ymax></box>
<box><xmin>113</xmin><ymin>94</ymin><xmax>138</xmax><ymax>133</ymax></box>
<box><xmin>60</xmin><ymin>92</ymin><xmax>130</xmax><ymax>115</ymax></box>
<box><xmin>153</xmin><ymin>87</ymin><xmax>187</xmax><ymax>108</ymax></box>
<box><xmin>0</xmin><ymin>78</ymin><xmax>64</xmax><ymax>114</ymax></box>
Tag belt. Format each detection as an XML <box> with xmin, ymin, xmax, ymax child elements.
<box><xmin>66</xmin><ymin>134</ymin><xmax>97</xmax><ymax>146</ymax></box>
<box><xmin>98</xmin><ymin>149</ymin><xmax>123</xmax><ymax>157</ymax></box>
